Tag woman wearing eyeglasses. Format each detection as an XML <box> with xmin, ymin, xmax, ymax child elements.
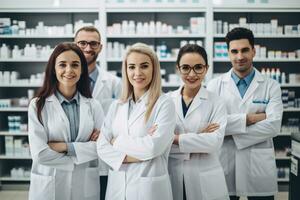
<box><xmin>168</xmin><ymin>44</ymin><xmax>229</xmax><ymax>200</ymax></box>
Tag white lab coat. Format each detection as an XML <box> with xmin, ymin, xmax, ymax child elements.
<box><xmin>92</xmin><ymin>66</ymin><xmax>121</xmax><ymax>176</ymax></box>
<box><xmin>168</xmin><ymin>86</ymin><xmax>229</xmax><ymax>200</ymax></box>
<box><xmin>97</xmin><ymin>93</ymin><xmax>176</xmax><ymax>200</ymax></box>
<box><xmin>207</xmin><ymin>68</ymin><xmax>283</xmax><ymax>196</ymax></box>
<box><xmin>93</xmin><ymin>66</ymin><xmax>121</xmax><ymax>115</ymax></box>
<box><xmin>28</xmin><ymin>94</ymin><xmax>104</xmax><ymax>200</ymax></box>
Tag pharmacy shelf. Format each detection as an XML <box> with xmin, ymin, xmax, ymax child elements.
<box><xmin>276</xmin><ymin>156</ymin><xmax>291</xmax><ymax>161</ymax></box>
<box><xmin>278</xmin><ymin>132</ymin><xmax>292</xmax><ymax>136</ymax></box>
<box><xmin>0</xmin><ymin>176</ymin><xmax>30</xmax><ymax>181</ymax></box>
<box><xmin>0</xmin><ymin>8</ymin><xmax>99</xmax><ymax>13</ymax></box>
<box><xmin>281</xmin><ymin>83</ymin><xmax>300</xmax><ymax>87</ymax></box>
<box><xmin>162</xmin><ymin>83</ymin><xmax>181</xmax><ymax>88</ymax></box>
<box><xmin>0</xmin><ymin>83</ymin><xmax>41</xmax><ymax>87</ymax></box>
<box><xmin>0</xmin><ymin>155</ymin><xmax>31</xmax><ymax>160</ymax></box>
<box><xmin>213</xmin><ymin>58</ymin><xmax>300</xmax><ymax>62</ymax></box>
<box><xmin>0</xmin><ymin>34</ymin><xmax>73</xmax><ymax>38</ymax></box>
<box><xmin>0</xmin><ymin>107</ymin><xmax>28</xmax><ymax>112</ymax></box>
<box><xmin>214</xmin><ymin>34</ymin><xmax>300</xmax><ymax>38</ymax></box>
<box><xmin>277</xmin><ymin>178</ymin><xmax>290</xmax><ymax>182</ymax></box>
<box><xmin>283</xmin><ymin>108</ymin><xmax>300</xmax><ymax>112</ymax></box>
<box><xmin>105</xmin><ymin>3</ymin><xmax>206</xmax><ymax>13</ymax></box>
<box><xmin>213</xmin><ymin>7</ymin><xmax>300</xmax><ymax>13</ymax></box>
<box><xmin>0</xmin><ymin>58</ymin><xmax>48</xmax><ymax>62</ymax></box>
<box><xmin>107</xmin><ymin>34</ymin><xmax>206</xmax><ymax>38</ymax></box>
<box><xmin>0</xmin><ymin>131</ymin><xmax>28</xmax><ymax>136</ymax></box>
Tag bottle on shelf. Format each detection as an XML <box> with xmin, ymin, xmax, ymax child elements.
<box><xmin>281</xmin><ymin>72</ymin><xmax>286</xmax><ymax>84</ymax></box>
<box><xmin>276</xmin><ymin>68</ymin><xmax>281</xmax><ymax>83</ymax></box>
<box><xmin>0</xmin><ymin>43</ymin><xmax>10</xmax><ymax>59</ymax></box>
<box><xmin>11</xmin><ymin>20</ymin><xmax>19</xmax><ymax>35</ymax></box>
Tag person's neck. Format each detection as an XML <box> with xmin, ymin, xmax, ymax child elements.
<box><xmin>133</xmin><ymin>89</ymin><xmax>146</xmax><ymax>102</ymax></box>
<box><xmin>182</xmin><ymin>84</ymin><xmax>201</xmax><ymax>99</ymax></box>
<box><xmin>58</xmin><ymin>85</ymin><xmax>76</xmax><ymax>100</ymax></box>
<box><xmin>233</xmin><ymin>67</ymin><xmax>253</xmax><ymax>79</ymax></box>
<box><xmin>88</xmin><ymin>62</ymin><xmax>97</xmax><ymax>74</ymax></box>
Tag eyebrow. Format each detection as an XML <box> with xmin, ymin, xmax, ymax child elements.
<box><xmin>180</xmin><ymin>63</ymin><xmax>205</xmax><ymax>66</ymax></box>
<box><xmin>128</xmin><ymin>62</ymin><xmax>150</xmax><ymax>65</ymax></box>
<box><xmin>57</xmin><ymin>61</ymin><xmax>80</xmax><ymax>63</ymax></box>
<box><xmin>231</xmin><ymin>47</ymin><xmax>250</xmax><ymax>51</ymax></box>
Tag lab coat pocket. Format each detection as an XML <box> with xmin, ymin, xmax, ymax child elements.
<box><xmin>84</xmin><ymin>167</ymin><xmax>100</xmax><ymax>198</ymax></box>
<box><xmin>250</xmin><ymin>148</ymin><xmax>276</xmax><ymax>177</ymax></box>
<box><xmin>249</xmin><ymin>102</ymin><xmax>267</xmax><ymax>113</ymax></box>
<box><xmin>106</xmin><ymin>170</ymin><xmax>125</xmax><ymax>199</ymax></box>
<box><xmin>138</xmin><ymin>174</ymin><xmax>173</xmax><ymax>200</ymax></box>
<box><xmin>29</xmin><ymin>172</ymin><xmax>55</xmax><ymax>200</ymax></box>
<box><xmin>199</xmin><ymin>168</ymin><xmax>228</xmax><ymax>200</ymax></box>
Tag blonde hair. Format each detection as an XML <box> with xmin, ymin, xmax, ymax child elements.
<box><xmin>121</xmin><ymin>43</ymin><xmax>162</xmax><ymax>122</ymax></box>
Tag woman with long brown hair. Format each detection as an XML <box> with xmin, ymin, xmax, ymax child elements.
<box><xmin>28</xmin><ymin>42</ymin><xmax>104</xmax><ymax>200</ymax></box>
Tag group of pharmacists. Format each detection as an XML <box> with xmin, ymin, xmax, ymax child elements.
<box><xmin>27</xmin><ymin>26</ymin><xmax>283</xmax><ymax>200</ymax></box>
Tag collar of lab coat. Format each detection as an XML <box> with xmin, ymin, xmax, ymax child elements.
<box><xmin>47</xmin><ymin>93</ymin><xmax>91</xmax><ymax>141</ymax></box>
<box><xmin>127</xmin><ymin>91</ymin><xmax>149</xmax><ymax>126</ymax></box>
<box><xmin>222</xmin><ymin>67</ymin><xmax>265</xmax><ymax>103</ymax></box>
<box><xmin>92</xmin><ymin>65</ymin><xmax>109</xmax><ymax>97</ymax></box>
<box><xmin>173</xmin><ymin>85</ymin><xmax>208</xmax><ymax>122</ymax></box>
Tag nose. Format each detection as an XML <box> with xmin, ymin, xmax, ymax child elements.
<box><xmin>84</xmin><ymin>44</ymin><xmax>93</xmax><ymax>51</ymax></box>
<box><xmin>135</xmin><ymin>67</ymin><xmax>142</xmax><ymax>75</ymax></box>
<box><xmin>237</xmin><ymin>51</ymin><xmax>244</xmax><ymax>60</ymax></box>
<box><xmin>65</xmin><ymin>65</ymin><xmax>73</xmax><ymax>72</ymax></box>
<box><xmin>188</xmin><ymin>68</ymin><xmax>197</xmax><ymax>76</ymax></box>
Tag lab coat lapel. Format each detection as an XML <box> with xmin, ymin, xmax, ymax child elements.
<box><xmin>47</xmin><ymin>94</ymin><xmax>70</xmax><ymax>141</ymax></box>
<box><xmin>185</xmin><ymin>86</ymin><xmax>208</xmax><ymax>119</ymax></box>
<box><xmin>92</xmin><ymin>67</ymin><xmax>107</xmax><ymax>98</ymax></box>
<box><xmin>120</xmin><ymin>101</ymin><xmax>130</xmax><ymax>136</ymax></box>
<box><xmin>128</xmin><ymin>95</ymin><xmax>147</xmax><ymax>127</ymax></box>
<box><xmin>77</xmin><ymin>94</ymin><xmax>90</xmax><ymax>141</ymax></box>
<box><xmin>241</xmin><ymin>69</ymin><xmax>263</xmax><ymax>104</ymax></box>
<box><xmin>223</xmin><ymin>69</ymin><xmax>243</xmax><ymax>100</ymax></box>
<box><xmin>173</xmin><ymin>87</ymin><xmax>185</xmax><ymax>123</ymax></box>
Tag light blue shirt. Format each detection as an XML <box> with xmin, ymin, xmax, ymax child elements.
<box><xmin>89</xmin><ymin>67</ymin><xmax>99</xmax><ymax>93</ymax></box>
<box><xmin>55</xmin><ymin>91</ymin><xmax>80</xmax><ymax>156</ymax></box>
<box><xmin>231</xmin><ymin>69</ymin><xmax>255</xmax><ymax>98</ymax></box>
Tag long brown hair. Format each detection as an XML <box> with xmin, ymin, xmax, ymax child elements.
<box><xmin>121</xmin><ymin>43</ymin><xmax>162</xmax><ymax>122</ymax></box>
<box><xmin>35</xmin><ymin>42</ymin><xmax>91</xmax><ymax>123</ymax></box>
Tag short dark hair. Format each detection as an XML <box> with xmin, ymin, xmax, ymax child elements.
<box><xmin>74</xmin><ymin>26</ymin><xmax>101</xmax><ymax>41</ymax></box>
<box><xmin>176</xmin><ymin>44</ymin><xmax>208</xmax><ymax>66</ymax></box>
<box><xmin>225</xmin><ymin>27</ymin><xmax>254</xmax><ymax>49</ymax></box>
<box><xmin>35</xmin><ymin>42</ymin><xmax>92</xmax><ymax>123</ymax></box>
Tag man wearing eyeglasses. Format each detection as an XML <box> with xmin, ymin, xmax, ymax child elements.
<box><xmin>207</xmin><ymin>27</ymin><xmax>283</xmax><ymax>200</ymax></box>
<box><xmin>75</xmin><ymin>26</ymin><xmax>121</xmax><ymax>200</ymax></box>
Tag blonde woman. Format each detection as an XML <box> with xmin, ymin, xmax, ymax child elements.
<box><xmin>97</xmin><ymin>43</ymin><xmax>176</xmax><ymax>200</ymax></box>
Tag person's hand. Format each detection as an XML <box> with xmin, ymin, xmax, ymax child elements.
<box><xmin>148</xmin><ymin>124</ymin><xmax>158</xmax><ymax>136</ymax></box>
<box><xmin>200</xmin><ymin>123</ymin><xmax>220</xmax><ymax>133</ymax></box>
<box><xmin>89</xmin><ymin>129</ymin><xmax>100</xmax><ymax>141</ymax></box>
<box><xmin>173</xmin><ymin>134</ymin><xmax>180</xmax><ymax>145</ymax></box>
<box><xmin>48</xmin><ymin>142</ymin><xmax>67</xmax><ymax>153</ymax></box>
<box><xmin>110</xmin><ymin>137</ymin><xmax>116</xmax><ymax>145</ymax></box>
<box><xmin>246</xmin><ymin>113</ymin><xmax>266</xmax><ymax>126</ymax></box>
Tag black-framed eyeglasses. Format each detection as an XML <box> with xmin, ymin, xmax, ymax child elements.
<box><xmin>77</xmin><ymin>40</ymin><xmax>101</xmax><ymax>49</ymax></box>
<box><xmin>178</xmin><ymin>64</ymin><xmax>207</xmax><ymax>75</ymax></box>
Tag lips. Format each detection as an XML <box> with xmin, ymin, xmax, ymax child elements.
<box><xmin>134</xmin><ymin>78</ymin><xmax>145</xmax><ymax>83</ymax></box>
<box><xmin>186</xmin><ymin>79</ymin><xmax>199</xmax><ymax>83</ymax></box>
<box><xmin>236</xmin><ymin>60</ymin><xmax>247</xmax><ymax>65</ymax></box>
<box><xmin>63</xmin><ymin>75</ymin><xmax>76</xmax><ymax>80</ymax></box>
